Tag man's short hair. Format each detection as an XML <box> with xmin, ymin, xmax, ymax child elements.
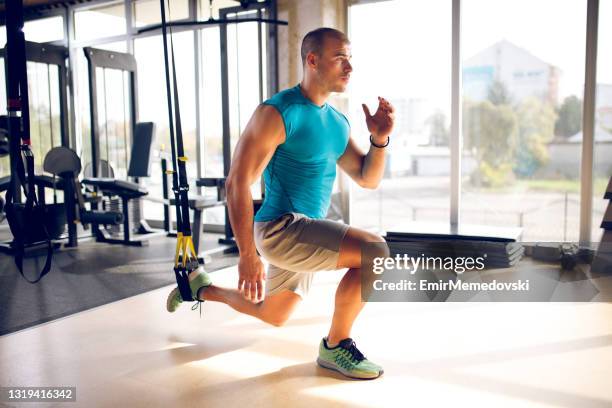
<box><xmin>301</xmin><ymin>27</ymin><xmax>350</xmax><ymax>65</ymax></box>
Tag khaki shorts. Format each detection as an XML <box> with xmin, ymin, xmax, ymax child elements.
<box><xmin>254</xmin><ymin>212</ymin><xmax>350</xmax><ymax>298</ymax></box>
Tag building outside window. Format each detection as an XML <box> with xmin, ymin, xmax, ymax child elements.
<box><xmin>347</xmin><ymin>0</ymin><xmax>610</xmax><ymax>243</ymax></box>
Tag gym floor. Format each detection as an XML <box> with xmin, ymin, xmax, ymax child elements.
<box><xmin>0</xmin><ymin>231</ymin><xmax>237</xmax><ymax>336</ymax></box>
<box><xmin>1</xmin><ymin>246</ymin><xmax>612</xmax><ymax>407</ymax></box>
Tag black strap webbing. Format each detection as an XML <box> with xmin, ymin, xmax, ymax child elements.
<box><xmin>4</xmin><ymin>0</ymin><xmax>53</xmax><ymax>283</ymax></box>
<box><xmin>5</xmin><ymin>147</ymin><xmax>53</xmax><ymax>283</ymax></box>
<box><xmin>160</xmin><ymin>0</ymin><xmax>198</xmax><ymax>301</ymax></box>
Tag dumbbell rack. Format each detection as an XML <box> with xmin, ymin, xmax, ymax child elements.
<box><xmin>591</xmin><ymin>176</ymin><xmax>612</xmax><ymax>273</ymax></box>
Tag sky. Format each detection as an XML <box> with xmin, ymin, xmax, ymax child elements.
<box><xmin>348</xmin><ymin>0</ymin><xmax>611</xmax><ymax>117</ymax></box>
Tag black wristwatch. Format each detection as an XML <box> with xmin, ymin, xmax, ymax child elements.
<box><xmin>370</xmin><ymin>134</ymin><xmax>390</xmax><ymax>148</ymax></box>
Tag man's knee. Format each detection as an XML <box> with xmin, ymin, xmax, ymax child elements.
<box><xmin>266</xmin><ymin>314</ymin><xmax>290</xmax><ymax>327</ymax></box>
<box><xmin>365</xmin><ymin>233</ymin><xmax>390</xmax><ymax>259</ymax></box>
<box><xmin>338</xmin><ymin>229</ymin><xmax>389</xmax><ymax>269</ymax></box>
<box><xmin>360</xmin><ymin>235</ymin><xmax>389</xmax><ymax>294</ymax></box>
<box><xmin>258</xmin><ymin>291</ymin><xmax>301</xmax><ymax>327</ymax></box>
<box><xmin>262</xmin><ymin>307</ymin><xmax>293</xmax><ymax>327</ymax></box>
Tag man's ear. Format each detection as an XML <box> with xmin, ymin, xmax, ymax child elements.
<box><xmin>306</xmin><ymin>52</ymin><xmax>317</xmax><ymax>70</ymax></box>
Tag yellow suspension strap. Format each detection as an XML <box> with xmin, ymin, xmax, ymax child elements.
<box><xmin>160</xmin><ymin>0</ymin><xmax>199</xmax><ymax>300</ymax></box>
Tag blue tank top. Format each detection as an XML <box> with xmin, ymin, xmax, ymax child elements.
<box><xmin>254</xmin><ymin>84</ymin><xmax>350</xmax><ymax>222</ymax></box>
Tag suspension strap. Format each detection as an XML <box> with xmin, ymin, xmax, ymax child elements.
<box><xmin>4</xmin><ymin>0</ymin><xmax>53</xmax><ymax>283</ymax></box>
<box><xmin>160</xmin><ymin>0</ymin><xmax>199</xmax><ymax>300</ymax></box>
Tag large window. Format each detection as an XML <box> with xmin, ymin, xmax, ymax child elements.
<box><xmin>348</xmin><ymin>0</ymin><xmax>606</xmax><ymax>243</ymax></box>
<box><xmin>0</xmin><ymin>14</ymin><xmax>66</xmax><ymax>179</ymax></box>
<box><xmin>594</xmin><ymin>0</ymin><xmax>612</xmax><ymax>242</ymax></box>
<box><xmin>134</xmin><ymin>32</ymin><xmax>197</xmax><ymax>220</ymax></box>
<box><xmin>199</xmin><ymin>27</ymin><xmax>223</xmax><ymax>178</ymax></box>
<box><xmin>462</xmin><ymin>0</ymin><xmax>586</xmax><ymax>242</ymax></box>
<box><xmin>227</xmin><ymin>13</ymin><xmax>265</xmax><ymax>199</ymax></box>
<box><xmin>72</xmin><ymin>39</ymin><xmax>129</xmax><ymax>166</ymax></box>
<box><xmin>348</xmin><ymin>0</ymin><xmax>452</xmax><ymax>233</ymax></box>
<box><xmin>0</xmin><ymin>60</ymin><xmax>63</xmax><ymax>177</ymax></box>
<box><xmin>28</xmin><ymin>61</ymin><xmax>63</xmax><ymax>173</ymax></box>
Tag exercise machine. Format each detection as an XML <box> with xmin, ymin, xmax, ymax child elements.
<box><xmin>43</xmin><ymin>146</ymin><xmax>124</xmax><ymax>248</ymax></box>
<box><xmin>82</xmin><ymin>121</ymin><xmax>160</xmax><ymax>246</ymax></box>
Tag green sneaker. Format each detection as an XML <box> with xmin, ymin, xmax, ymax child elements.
<box><xmin>317</xmin><ymin>337</ymin><xmax>383</xmax><ymax>380</ymax></box>
<box><xmin>166</xmin><ymin>269</ymin><xmax>212</xmax><ymax>313</ymax></box>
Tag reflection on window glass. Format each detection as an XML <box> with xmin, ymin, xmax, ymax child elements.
<box><xmin>135</xmin><ymin>32</ymin><xmax>196</xmax><ymax>221</ymax></box>
<box><xmin>349</xmin><ymin>0</ymin><xmax>452</xmax><ymax>233</ymax></box>
<box><xmin>24</xmin><ymin>16</ymin><xmax>64</xmax><ymax>43</ymax></box>
<box><xmin>74</xmin><ymin>3</ymin><xmax>125</xmax><ymax>42</ymax></box>
<box><xmin>594</xmin><ymin>0</ymin><xmax>612</xmax><ymax>242</ymax></box>
<box><xmin>133</xmin><ymin>0</ymin><xmax>189</xmax><ymax>27</ymax></box>
<box><xmin>462</xmin><ymin>0</ymin><xmax>586</xmax><ymax>242</ymax></box>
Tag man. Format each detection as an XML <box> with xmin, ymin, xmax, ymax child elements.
<box><xmin>167</xmin><ymin>27</ymin><xmax>394</xmax><ymax>380</ymax></box>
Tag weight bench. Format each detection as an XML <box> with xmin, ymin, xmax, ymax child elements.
<box><xmin>81</xmin><ymin>122</ymin><xmax>157</xmax><ymax>247</ymax></box>
<box><xmin>81</xmin><ymin>178</ymin><xmax>147</xmax><ymax>246</ymax></box>
<box><xmin>169</xmin><ymin>194</ymin><xmax>226</xmax><ymax>263</ymax></box>
<box><xmin>166</xmin><ymin>177</ymin><xmax>233</xmax><ymax>263</ymax></box>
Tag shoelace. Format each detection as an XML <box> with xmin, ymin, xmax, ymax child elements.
<box><xmin>188</xmin><ymin>285</ymin><xmax>207</xmax><ymax>318</ymax></box>
<box><xmin>344</xmin><ymin>341</ymin><xmax>366</xmax><ymax>362</ymax></box>
<box><xmin>191</xmin><ymin>300</ymin><xmax>204</xmax><ymax>318</ymax></box>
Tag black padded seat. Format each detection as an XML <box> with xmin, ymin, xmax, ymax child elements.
<box><xmin>169</xmin><ymin>196</ymin><xmax>221</xmax><ymax>209</ymax></box>
<box><xmin>0</xmin><ymin>175</ymin><xmax>66</xmax><ymax>192</ymax></box>
<box><xmin>78</xmin><ymin>122</ymin><xmax>156</xmax><ymax>247</ymax></box>
<box><xmin>80</xmin><ymin>177</ymin><xmax>149</xmax><ymax>246</ymax></box>
<box><xmin>33</xmin><ymin>174</ymin><xmax>66</xmax><ymax>190</ymax></box>
<box><xmin>82</xmin><ymin>178</ymin><xmax>148</xmax><ymax>198</ymax></box>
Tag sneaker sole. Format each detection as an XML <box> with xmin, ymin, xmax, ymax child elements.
<box><xmin>166</xmin><ymin>287</ymin><xmax>180</xmax><ymax>313</ymax></box>
<box><xmin>166</xmin><ymin>281</ymin><xmax>211</xmax><ymax>313</ymax></box>
<box><xmin>316</xmin><ymin>357</ymin><xmax>383</xmax><ymax>380</ymax></box>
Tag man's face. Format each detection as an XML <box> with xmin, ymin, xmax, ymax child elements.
<box><xmin>312</xmin><ymin>37</ymin><xmax>352</xmax><ymax>92</ymax></box>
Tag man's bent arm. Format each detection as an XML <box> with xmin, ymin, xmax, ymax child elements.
<box><xmin>338</xmin><ymin>137</ymin><xmax>386</xmax><ymax>189</ymax></box>
<box><xmin>225</xmin><ymin>104</ymin><xmax>285</xmax><ymax>256</ymax></box>
<box><xmin>361</xmin><ymin>142</ymin><xmax>387</xmax><ymax>188</ymax></box>
<box><xmin>338</xmin><ymin>98</ymin><xmax>394</xmax><ymax>189</ymax></box>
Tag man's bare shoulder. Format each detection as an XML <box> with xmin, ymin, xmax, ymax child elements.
<box><xmin>257</xmin><ymin>103</ymin><xmax>283</xmax><ymax>120</ymax></box>
<box><xmin>242</xmin><ymin>104</ymin><xmax>285</xmax><ymax>145</ymax></box>
<box><xmin>247</xmin><ymin>104</ymin><xmax>284</xmax><ymax>132</ymax></box>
